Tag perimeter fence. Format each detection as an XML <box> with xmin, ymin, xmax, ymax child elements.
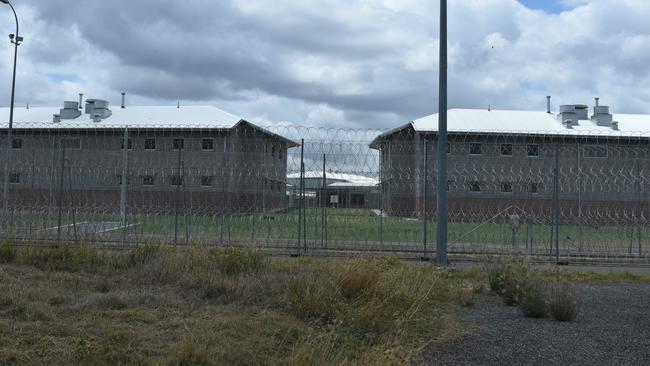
<box><xmin>1</xmin><ymin>122</ymin><xmax>649</xmax><ymax>264</ymax></box>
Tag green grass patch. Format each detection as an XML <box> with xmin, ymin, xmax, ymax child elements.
<box><xmin>0</xmin><ymin>246</ymin><xmax>473</xmax><ymax>365</ymax></box>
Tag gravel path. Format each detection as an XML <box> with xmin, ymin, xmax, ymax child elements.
<box><xmin>427</xmin><ymin>284</ymin><xmax>650</xmax><ymax>366</ymax></box>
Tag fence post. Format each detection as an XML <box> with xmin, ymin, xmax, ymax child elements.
<box><xmin>422</xmin><ymin>138</ymin><xmax>429</xmax><ymax>260</ymax></box>
<box><xmin>577</xmin><ymin>141</ymin><xmax>583</xmax><ymax>252</ymax></box>
<box><xmin>296</xmin><ymin>139</ymin><xmax>304</xmax><ymax>256</ymax></box>
<box><xmin>321</xmin><ymin>153</ymin><xmax>326</xmax><ymax>248</ymax></box>
<box><xmin>379</xmin><ymin>144</ymin><xmax>384</xmax><ymax>251</ymax></box>
<box><xmin>56</xmin><ymin>138</ymin><xmax>66</xmax><ymax>244</ymax></box>
<box><xmin>173</xmin><ymin>142</ymin><xmax>182</xmax><ymax>245</ymax></box>
<box><xmin>302</xmin><ymin>140</ymin><xmax>307</xmax><ymax>254</ymax></box>
<box><xmin>554</xmin><ymin>143</ymin><xmax>560</xmax><ymax>263</ymax></box>
<box><xmin>637</xmin><ymin>157</ymin><xmax>642</xmax><ymax>257</ymax></box>
<box><xmin>120</xmin><ymin>127</ymin><xmax>129</xmax><ymax>247</ymax></box>
<box><xmin>435</xmin><ymin>0</ymin><xmax>449</xmax><ymax>266</ymax></box>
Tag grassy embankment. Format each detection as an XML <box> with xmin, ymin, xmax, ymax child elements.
<box><xmin>0</xmin><ymin>242</ymin><xmax>479</xmax><ymax>365</ymax></box>
<box><xmin>6</xmin><ymin>208</ymin><xmax>646</xmax><ymax>252</ymax></box>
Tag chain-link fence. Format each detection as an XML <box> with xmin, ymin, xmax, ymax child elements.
<box><xmin>1</xmin><ymin>122</ymin><xmax>649</xmax><ymax>264</ymax></box>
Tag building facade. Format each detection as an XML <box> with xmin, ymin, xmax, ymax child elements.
<box><xmin>286</xmin><ymin>171</ymin><xmax>379</xmax><ymax>209</ymax></box>
<box><xmin>370</xmin><ymin>103</ymin><xmax>650</xmax><ymax>225</ymax></box>
<box><xmin>1</xmin><ymin>98</ymin><xmax>298</xmax><ymax>215</ymax></box>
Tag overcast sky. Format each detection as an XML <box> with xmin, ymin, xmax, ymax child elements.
<box><xmin>1</xmin><ymin>0</ymin><xmax>649</xmax><ymax>129</ymax></box>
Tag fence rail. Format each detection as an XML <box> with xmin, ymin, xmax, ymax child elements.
<box><xmin>1</xmin><ymin>122</ymin><xmax>649</xmax><ymax>264</ymax></box>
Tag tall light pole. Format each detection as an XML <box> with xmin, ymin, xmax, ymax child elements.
<box><xmin>435</xmin><ymin>0</ymin><xmax>449</xmax><ymax>266</ymax></box>
<box><xmin>1</xmin><ymin>0</ymin><xmax>23</xmax><ymax>229</ymax></box>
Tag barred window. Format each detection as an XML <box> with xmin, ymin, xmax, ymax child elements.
<box><xmin>142</xmin><ymin>175</ymin><xmax>155</xmax><ymax>186</ymax></box>
<box><xmin>528</xmin><ymin>183</ymin><xmax>541</xmax><ymax>194</ymax></box>
<box><xmin>200</xmin><ymin>175</ymin><xmax>213</xmax><ymax>187</ymax></box>
<box><xmin>121</xmin><ymin>138</ymin><xmax>133</xmax><ymax>150</ymax></box>
<box><xmin>202</xmin><ymin>139</ymin><xmax>214</xmax><ymax>151</ymax></box>
<box><xmin>500</xmin><ymin>144</ymin><xmax>513</xmax><ymax>156</ymax></box>
<box><xmin>172</xmin><ymin>138</ymin><xmax>184</xmax><ymax>150</ymax></box>
<box><xmin>469</xmin><ymin>181</ymin><xmax>482</xmax><ymax>192</ymax></box>
<box><xmin>64</xmin><ymin>138</ymin><xmax>81</xmax><ymax>150</ymax></box>
<box><xmin>9</xmin><ymin>173</ymin><xmax>20</xmax><ymax>184</ymax></box>
<box><xmin>500</xmin><ymin>182</ymin><xmax>513</xmax><ymax>193</ymax></box>
<box><xmin>469</xmin><ymin>143</ymin><xmax>482</xmax><ymax>155</ymax></box>
<box><xmin>170</xmin><ymin>175</ymin><xmax>183</xmax><ymax>186</ymax></box>
<box><xmin>144</xmin><ymin>138</ymin><xmax>156</xmax><ymax>150</ymax></box>
<box><xmin>527</xmin><ymin>144</ymin><xmax>539</xmax><ymax>157</ymax></box>
<box><xmin>584</xmin><ymin>145</ymin><xmax>607</xmax><ymax>158</ymax></box>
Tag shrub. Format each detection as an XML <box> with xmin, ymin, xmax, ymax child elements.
<box><xmin>484</xmin><ymin>257</ymin><xmax>534</xmax><ymax>306</ymax></box>
<box><xmin>210</xmin><ymin>247</ymin><xmax>268</xmax><ymax>276</ymax></box>
<box><xmin>338</xmin><ymin>261</ymin><xmax>381</xmax><ymax>299</ymax></box>
<box><xmin>286</xmin><ymin>266</ymin><xmax>341</xmax><ymax>322</ymax></box>
<box><xmin>549</xmin><ymin>284</ymin><xmax>580</xmax><ymax>322</ymax></box>
<box><xmin>519</xmin><ymin>279</ymin><xmax>549</xmax><ymax>318</ymax></box>
<box><xmin>0</xmin><ymin>241</ymin><xmax>16</xmax><ymax>263</ymax></box>
<box><xmin>123</xmin><ymin>244</ymin><xmax>162</xmax><ymax>268</ymax></box>
<box><xmin>485</xmin><ymin>263</ymin><xmax>507</xmax><ymax>295</ymax></box>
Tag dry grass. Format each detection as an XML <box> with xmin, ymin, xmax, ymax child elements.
<box><xmin>0</xmin><ymin>243</ymin><xmax>474</xmax><ymax>365</ymax></box>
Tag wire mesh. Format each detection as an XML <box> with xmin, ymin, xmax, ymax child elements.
<box><xmin>0</xmin><ymin>122</ymin><xmax>648</xmax><ymax>264</ymax></box>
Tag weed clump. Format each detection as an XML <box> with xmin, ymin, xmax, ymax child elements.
<box><xmin>0</xmin><ymin>241</ymin><xmax>16</xmax><ymax>263</ymax></box>
<box><xmin>549</xmin><ymin>284</ymin><xmax>580</xmax><ymax>322</ymax></box>
<box><xmin>485</xmin><ymin>258</ymin><xmax>580</xmax><ymax>321</ymax></box>
<box><xmin>519</xmin><ymin>279</ymin><xmax>549</xmax><ymax>318</ymax></box>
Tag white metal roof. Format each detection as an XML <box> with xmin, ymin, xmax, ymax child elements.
<box><xmin>0</xmin><ymin>104</ymin><xmax>300</xmax><ymax>147</ymax></box>
<box><xmin>287</xmin><ymin>171</ymin><xmax>379</xmax><ymax>187</ymax></box>
<box><xmin>371</xmin><ymin>108</ymin><xmax>650</xmax><ymax>147</ymax></box>
<box><xmin>0</xmin><ymin>105</ymin><xmax>241</xmax><ymax>129</ymax></box>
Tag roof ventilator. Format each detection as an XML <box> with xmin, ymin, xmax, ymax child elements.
<box><xmin>85</xmin><ymin>99</ymin><xmax>112</xmax><ymax>122</ymax></box>
<box><xmin>557</xmin><ymin>105</ymin><xmax>587</xmax><ymax>128</ymax></box>
<box><xmin>611</xmin><ymin>121</ymin><xmax>619</xmax><ymax>131</ymax></box>
<box><xmin>591</xmin><ymin>105</ymin><xmax>613</xmax><ymax>127</ymax></box>
<box><xmin>53</xmin><ymin>114</ymin><xmax>61</xmax><ymax>123</ymax></box>
<box><xmin>59</xmin><ymin>101</ymin><xmax>81</xmax><ymax>119</ymax></box>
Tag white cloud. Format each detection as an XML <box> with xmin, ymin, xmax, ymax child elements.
<box><xmin>2</xmin><ymin>0</ymin><xmax>650</xmax><ymax>129</ymax></box>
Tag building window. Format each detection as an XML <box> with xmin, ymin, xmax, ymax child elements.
<box><xmin>584</xmin><ymin>145</ymin><xmax>607</xmax><ymax>158</ymax></box>
<box><xmin>469</xmin><ymin>181</ymin><xmax>482</xmax><ymax>192</ymax></box>
<box><xmin>528</xmin><ymin>183</ymin><xmax>541</xmax><ymax>194</ymax></box>
<box><xmin>500</xmin><ymin>144</ymin><xmax>513</xmax><ymax>156</ymax></box>
<box><xmin>500</xmin><ymin>182</ymin><xmax>513</xmax><ymax>193</ymax></box>
<box><xmin>121</xmin><ymin>138</ymin><xmax>133</xmax><ymax>150</ymax></box>
<box><xmin>144</xmin><ymin>138</ymin><xmax>156</xmax><ymax>150</ymax></box>
<box><xmin>351</xmin><ymin>194</ymin><xmax>365</xmax><ymax>206</ymax></box>
<box><xmin>447</xmin><ymin>142</ymin><xmax>451</xmax><ymax>154</ymax></box>
<box><xmin>469</xmin><ymin>143</ymin><xmax>482</xmax><ymax>155</ymax></box>
<box><xmin>170</xmin><ymin>175</ymin><xmax>183</xmax><ymax>186</ymax></box>
<box><xmin>142</xmin><ymin>175</ymin><xmax>155</xmax><ymax>186</ymax></box>
<box><xmin>271</xmin><ymin>146</ymin><xmax>276</xmax><ymax>158</ymax></box>
<box><xmin>200</xmin><ymin>175</ymin><xmax>213</xmax><ymax>187</ymax></box>
<box><xmin>64</xmin><ymin>138</ymin><xmax>81</xmax><ymax>150</ymax></box>
<box><xmin>9</xmin><ymin>173</ymin><xmax>20</xmax><ymax>184</ymax></box>
<box><xmin>202</xmin><ymin>139</ymin><xmax>214</xmax><ymax>151</ymax></box>
<box><xmin>11</xmin><ymin>139</ymin><xmax>22</xmax><ymax>149</ymax></box>
<box><xmin>172</xmin><ymin>138</ymin><xmax>184</xmax><ymax>150</ymax></box>
<box><xmin>117</xmin><ymin>175</ymin><xmax>132</xmax><ymax>185</ymax></box>
<box><xmin>527</xmin><ymin>144</ymin><xmax>539</xmax><ymax>157</ymax></box>
<box><xmin>447</xmin><ymin>179</ymin><xmax>455</xmax><ymax>192</ymax></box>
<box><xmin>278</xmin><ymin>148</ymin><xmax>283</xmax><ymax>160</ymax></box>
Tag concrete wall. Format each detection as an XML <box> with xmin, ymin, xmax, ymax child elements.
<box><xmin>378</xmin><ymin>129</ymin><xmax>650</xmax><ymax>223</ymax></box>
<box><xmin>1</xmin><ymin>125</ymin><xmax>290</xmax><ymax>214</ymax></box>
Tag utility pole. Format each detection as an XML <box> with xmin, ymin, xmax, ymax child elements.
<box><xmin>435</xmin><ymin>0</ymin><xmax>449</xmax><ymax>266</ymax></box>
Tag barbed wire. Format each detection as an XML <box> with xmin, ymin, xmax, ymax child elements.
<box><xmin>0</xmin><ymin>122</ymin><xmax>648</xmax><ymax>262</ymax></box>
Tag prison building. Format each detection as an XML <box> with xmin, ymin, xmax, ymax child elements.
<box><xmin>370</xmin><ymin>102</ymin><xmax>650</xmax><ymax>225</ymax></box>
<box><xmin>286</xmin><ymin>171</ymin><xmax>379</xmax><ymax>209</ymax></box>
<box><xmin>0</xmin><ymin>98</ymin><xmax>298</xmax><ymax>215</ymax></box>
